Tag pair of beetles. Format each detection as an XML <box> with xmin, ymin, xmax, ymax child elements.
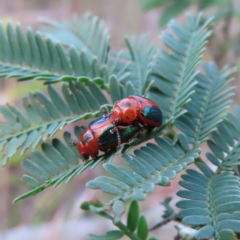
<box><xmin>73</xmin><ymin>95</ymin><xmax>163</xmax><ymax>160</ymax></box>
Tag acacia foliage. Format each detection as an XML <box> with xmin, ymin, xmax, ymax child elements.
<box><xmin>0</xmin><ymin>12</ymin><xmax>239</xmax><ymax>240</ymax></box>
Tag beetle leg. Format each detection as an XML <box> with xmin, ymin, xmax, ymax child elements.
<box><xmin>109</xmin><ymin>126</ymin><xmax>122</xmax><ymax>148</ymax></box>
<box><xmin>110</xmin><ymin>124</ymin><xmax>129</xmax><ymax>134</ymax></box>
<box><xmin>112</xmin><ymin>118</ymin><xmax>121</xmax><ymax>125</ymax></box>
<box><xmin>129</xmin><ymin>128</ymin><xmax>145</xmax><ymax>141</ymax></box>
<box><xmin>90</xmin><ymin>150</ymin><xmax>99</xmax><ymax>160</ymax></box>
<box><xmin>115</xmin><ymin>127</ymin><xmax>121</xmax><ymax>149</ymax></box>
<box><xmin>132</xmin><ymin>120</ymin><xmax>144</xmax><ymax>128</ymax></box>
<box><xmin>110</xmin><ymin>127</ymin><xmax>116</xmax><ymax>134</ymax></box>
<box><xmin>70</xmin><ymin>139</ymin><xmax>78</xmax><ymax>146</ymax></box>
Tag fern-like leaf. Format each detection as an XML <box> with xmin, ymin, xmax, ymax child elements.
<box><xmin>0</xmin><ymin>79</ymin><xmax>110</xmax><ymax>165</ymax></box>
<box><xmin>0</xmin><ymin>21</ymin><xmax>116</xmax><ymax>84</ymax></box>
<box><xmin>176</xmin><ymin>163</ymin><xmax>240</xmax><ymax>240</ymax></box>
<box><xmin>175</xmin><ymin>62</ymin><xmax>235</xmax><ymax>144</ymax></box>
<box><xmin>39</xmin><ymin>14</ymin><xmax>132</xmax><ymax>85</ymax></box>
<box><xmin>206</xmin><ymin>105</ymin><xmax>240</xmax><ymax>171</ymax></box>
<box><xmin>15</xmin><ymin>134</ymin><xmax>200</xmax><ymax>203</ymax></box>
<box><xmin>39</xmin><ymin>13</ymin><xmax>109</xmax><ymax>64</ymax></box>
<box><xmin>13</xmin><ymin>126</ymin><xmax>118</xmax><ymax>203</ymax></box>
<box><xmin>87</xmin><ymin>134</ymin><xmax>200</xmax><ymax>207</ymax></box>
<box><xmin>149</xmin><ymin>13</ymin><xmax>213</xmax><ymax>120</ymax></box>
<box><xmin>124</xmin><ymin>34</ymin><xmax>156</xmax><ymax>95</ymax></box>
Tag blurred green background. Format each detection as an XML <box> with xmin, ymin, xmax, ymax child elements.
<box><xmin>0</xmin><ymin>0</ymin><xmax>240</xmax><ymax>239</ymax></box>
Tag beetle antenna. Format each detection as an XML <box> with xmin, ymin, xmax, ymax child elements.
<box><xmin>100</xmin><ymin>105</ymin><xmax>110</xmax><ymax>115</ymax></box>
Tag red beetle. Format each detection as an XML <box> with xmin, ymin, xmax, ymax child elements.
<box><xmin>110</xmin><ymin>95</ymin><xmax>162</xmax><ymax>128</ymax></box>
<box><xmin>73</xmin><ymin>116</ymin><xmax>142</xmax><ymax>160</ymax></box>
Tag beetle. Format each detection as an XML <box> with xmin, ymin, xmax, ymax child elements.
<box><xmin>109</xmin><ymin>95</ymin><xmax>162</xmax><ymax>129</ymax></box>
<box><xmin>73</xmin><ymin>116</ymin><xmax>142</xmax><ymax>160</ymax></box>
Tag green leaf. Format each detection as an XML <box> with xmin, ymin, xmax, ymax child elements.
<box><xmin>21</xmin><ymin>175</ymin><xmax>39</xmax><ymax>188</ymax></box>
<box><xmin>22</xmin><ymin>158</ymin><xmax>49</xmax><ymax>181</ymax></box>
<box><xmin>178</xmin><ymin>208</ymin><xmax>210</xmax><ymax>218</ymax></box>
<box><xmin>86</xmin><ymin>181</ymin><xmax>122</xmax><ymax>195</ymax></box>
<box><xmin>0</xmin><ymin>18</ymin><xmax>126</xmax><ymax>85</ymax></box>
<box><xmin>216</xmin><ymin>202</ymin><xmax>240</xmax><ymax>213</ymax></box>
<box><xmin>219</xmin><ymin>229</ymin><xmax>237</xmax><ymax>240</ymax></box>
<box><xmin>218</xmin><ymin>220</ymin><xmax>240</xmax><ymax>233</ymax></box>
<box><xmin>39</xmin><ymin>14</ymin><xmax>132</xmax><ymax>84</ymax></box>
<box><xmin>183</xmin><ymin>215</ymin><xmax>212</xmax><ymax>225</ymax></box>
<box><xmin>177</xmin><ymin>190</ymin><xmax>206</xmax><ymax>201</ymax></box>
<box><xmin>113</xmin><ymin>200</ymin><xmax>125</xmax><ymax>222</ymax></box>
<box><xmin>14</xmin><ymin>162</ymin><xmax>92</xmax><ymax>203</ymax></box>
<box><xmin>125</xmin><ymin>81</ymin><xmax>136</xmax><ymax>96</ymax></box>
<box><xmin>150</xmin><ymin>13</ymin><xmax>213</xmax><ymax>121</ymax></box>
<box><xmin>175</xmin><ymin>63</ymin><xmax>235</xmax><ymax>144</ymax></box>
<box><xmin>40</xmin><ymin>13</ymin><xmax>109</xmax><ymax>63</ymax></box>
<box><xmin>179</xmin><ymin>181</ymin><xmax>207</xmax><ymax>194</ymax></box>
<box><xmin>93</xmin><ymin>177</ymin><xmax>130</xmax><ymax>192</ymax></box>
<box><xmin>103</xmin><ymin>164</ymin><xmax>139</xmax><ymax>186</ymax></box>
<box><xmin>87</xmin><ymin>80</ymin><xmax>108</xmax><ymax>105</ymax></box>
<box><xmin>127</xmin><ymin>200</ymin><xmax>139</xmax><ymax>232</ymax></box>
<box><xmin>87</xmin><ymin>137</ymin><xmax>200</xmax><ymax>207</ymax></box>
<box><xmin>204</xmin><ymin>107</ymin><xmax>240</xmax><ymax>170</ymax></box>
<box><xmin>137</xmin><ymin>216</ymin><xmax>148</xmax><ymax>240</ymax></box>
<box><xmin>177</xmin><ymin>167</ymin><xmax>240</xmax><ymax>238</ymax></box>
<box><xmin>109</xmin><ymin>75</ymin><xmax>122</xmax><ymax>103</ymax></box>
<box><xmin>125</xmin><ymin>34</ymin><xmax>156</xmax><ymax>95</ymax></box>
<box><xmin>195</xmin><ymin>226</ymin><xmax>214</xmax><ymax>240</ymax></box>
<box><xmin>123</xmin><ymin>155</ymin><xmax>152</xmax><ymax>179</ymax></box>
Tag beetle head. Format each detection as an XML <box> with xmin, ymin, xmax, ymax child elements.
<box><xmin>77</xmin><ymin>141</ymin><xmax>89</xmax><ymax>160</ymax></box>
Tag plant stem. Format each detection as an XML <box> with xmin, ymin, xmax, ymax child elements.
<box><xmin>114</xmin><ymin>221</ymin><xmax>139</xmax><ymax>240</ymax></box>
